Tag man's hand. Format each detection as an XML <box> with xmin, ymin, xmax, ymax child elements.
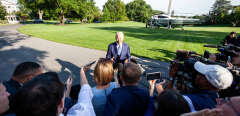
<box><xmin>169</xmin><ymin>61</ymin><xmax>179</xmax><ymax>78</ymax></box>
<box><xmin>124</xmin><ymin>59</ymin><xmax>128</xmax><ymax>64</ymax></box>
<box><xmin>148</xmin><ymin>80</ymin><xmax>157</xmax><ymax>96</ymax></box>
<box><xmin>111</xmin><ymin>57</ymin><xmax>115</xmax><ymax>62</ymax></box>
<box><xmin>156</xmin><ymin>80</ymin><xmax>166</xmax><ymax>95</ymax></box>
<box><xmin>65</xmin><ymin>76</ymin><xmax>72</xmax><ymax>97</ymax></box>
<box><xmin>66</xmin><ymin>76</ymin><xmax>72</xmax><ymax>87</ymax></box>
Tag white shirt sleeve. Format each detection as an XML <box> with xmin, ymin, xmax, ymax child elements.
<box><xmin>67</xmin><ymin>84</ymin><xmax>96</xmax><ymax>116</ymax></box>
<box><xmin>182</xmin><ymin>95</ymin><xmax>196</xmax><ymax>112</ymax></box>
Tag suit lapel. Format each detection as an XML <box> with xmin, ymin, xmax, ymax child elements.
<box><xmin>120</xmin><ymin>43</ymin><xmax>125</xmax><ymax>57</ymax></box>
<box><xmin>114</xmin><ymin>42</ymin><xmax>118</xmax><ymax>56</ymax></box>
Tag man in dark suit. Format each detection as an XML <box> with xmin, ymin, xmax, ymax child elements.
<box><xmin>2</xmin><ymin>62</ymin><xmax>42</xmax><ymax>115</ymax></box>
<box><xmin>222</xmin><ymin>32</ymin><xmax>237</xmax><ymax>46</ymax></box>
<box><xmin>106</xmin><ymin>32</ymin><xmax>131</xmax><ymax>68</ymax></box>
<box><xmin>104</xmin><ymin>63</ymin><xmax>149</xmax><ymax>116</ymax></box>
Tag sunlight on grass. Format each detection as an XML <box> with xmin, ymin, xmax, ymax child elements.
<box><xmin>18</xmin><ymin>22</ymin><xmax>240</xmax><ymax>61</ymax></box>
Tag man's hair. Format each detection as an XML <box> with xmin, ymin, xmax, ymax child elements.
<box><xmin>116</xmin><ymin>32</ymin><xmax>124</xmax><ymax>39</ymax></box>
<box><xmin>230</xmin><ymin>32</ymin><xmax>236</xmax><ymax>35</ymax></box>
<box><xmin>12</xmin><ymin>72</ymin><xmax>64</xmax><ymax>116</ymax></box>
<box><xmin>156</xmin><ymin>89</ymin><xmax>190</xmax><ymax>116</ymax></box>
<box><xmin>12</xmin><ymin>62</ymin><xmax>41</xmax><ymax>79</ymax></box>
<box><xmin>122</xmin><ymin>63</ymin><xmax>141</xmax><ymax>84</ymax></box>
<box><xmin>130</xmin><ymin>58</ymin><xmax>138</xmax><ymax>64</ymax></box>
<box><xmin>94</xmin><ymin>58</ymin><xmax>114</xmax><ymax>85</ymax></box>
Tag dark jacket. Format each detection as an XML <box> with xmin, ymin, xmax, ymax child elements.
<box><xmin>184</xmin><ymin>90</ymin><xmax>219</xmax><ymax>111</ymax></box>
<box><xmin>223</xmin><ymin>35</ymin><xmax>237</xmax><ymax>46</ymax></box>
<box><xmin>105</xmin><ymin>86</ymin><xmax>149</xmax><ymax>116</ymax></box>
<box><xmin>106</xmin><ymin>42</ymin><xmax>131</xmax><ymax>62</ymax></box>
<box><xmin>3</xmin><ymin>79</ymin><xmax>22</xmax><ymax>100</ymax></box>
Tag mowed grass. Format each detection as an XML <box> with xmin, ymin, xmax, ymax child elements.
<box><xmin>18</xmin><ymin>22</ymin><xmax>240</xmax><ymax>61</ymax></box>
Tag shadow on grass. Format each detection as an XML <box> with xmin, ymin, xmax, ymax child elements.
<box><xmin>92</xmin><ymin>26</ymin><xmax>229</xmax><ymax>61</ymax></box>
<box><xmin>91</xmin><ymin>26</ymin><xmax>227</xmax><ymax>44</ymax></box>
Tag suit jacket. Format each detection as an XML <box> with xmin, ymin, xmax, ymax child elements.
<box><xmin>3</xmin><ymin>79</ymin><xmax>22</xmax><ymax>100</ymax></box>
<box><xmin>106</xmin><ymin>42</ymin><xmax>131</xmax><ymax>62</ymax></box>
<box><xmin>104</xmin><ymin>86</ymin><xmax>149</xmax><ymax>116</ymax></box>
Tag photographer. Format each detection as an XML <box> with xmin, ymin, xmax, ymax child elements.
<box><xmin>223</xmin><ymin>32</ymin><xmax>237</xmax><ymax>46</ymax></box>
<box><xmin>167</xmin><ymin>61</ymin><xmax>233</xmax><ymax>111</ymax></box>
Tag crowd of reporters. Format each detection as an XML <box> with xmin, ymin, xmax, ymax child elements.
<box><xmin>0</xmin><ymin>32</ymin><xmax>240</xmax><ymax>116</ymax></box>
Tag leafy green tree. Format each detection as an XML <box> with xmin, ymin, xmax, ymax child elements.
<box><xmin>18</xmin><ymin>0</ymin><xmax>51</xmax><ymax>20</ymax></box>
<box><xmin>210</xmin><ymin>0</ymin><xmax>232</xmax><ymax>24</ymax></box>
<box><xmin>74</xmin><ymin>0</ymin><xmax>100</xmax><ymax>23</ymax></box>
<box><xmin>0</xmin><ymin>2</ymin><xmax>7</xmax><ymax>20</ymax></box>
<box><xmin>102</xmin><ymin>0</ymin><xmax>126</xmax><ymax>22</ymax></box>
<box><xmin>230</xmin><ymin>6</ymin><xmax>240</xmax><ymax>27</ymax></box>
<box><xmin>47</xmin><ymin>0</ymin><xmax>76</xmax><ymax>24</ymax></box>
<box><xmin>126</xmin><ymin>0</ymin><xmax>152</xmax><ymax>23</ymax></box>
<box><xmin>102</xmin><ymin>7</ymin><xmax>111</xmax><ymax>22</ymax></box>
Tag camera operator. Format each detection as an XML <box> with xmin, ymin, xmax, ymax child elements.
<box><xmin>167</xmin><ymin>61</ymin><xmax>233</xmax><ymax>111</ymax></box>
<box><xmin>222</xmin><ymin>32</ymin><xmax>237</xmax><ymax>46</ymax></box>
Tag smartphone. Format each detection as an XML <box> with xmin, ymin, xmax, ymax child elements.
<box><xmin>146</xmin><ymin>72</ymin><xmax>162</xmax><ymax>81</ymax></box>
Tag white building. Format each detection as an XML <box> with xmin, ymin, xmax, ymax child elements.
<box><xmin>0</xmin><ymin>0</ymin><xmax>19</xmax><ymax>24</ymax></box>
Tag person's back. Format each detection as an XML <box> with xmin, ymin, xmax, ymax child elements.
<box><xmin>184</xmin><ymin>90</ymin><xmax>218</xmax><ymax>111</ymax></box>
<box><xmin>92</xmin><ymin>82</ymin><xmax>118</xmax><ymax>116</ymax></box>
<box><xmin>91</xmin><ymin>58</ymin><xmax>118</xmax><ymax>116</ymax></box>
<box><xmin>105</xmin><ymin>63</ymin><xmax>149</xmax><ymax>116</ymax></box>
<box><xmin>106</xmin><ymin>86</ymin><xmax>149</xmax><ymax>116</ymax></box>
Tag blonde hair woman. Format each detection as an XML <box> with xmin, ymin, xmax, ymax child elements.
<box><xmin>92</xmin><ymin>58</ymin><xmax>118</xmax><ymax>116</ymax></box>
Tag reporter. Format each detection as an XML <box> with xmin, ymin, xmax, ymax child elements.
<box><xmin>168</xmin><ymin>61</ymin><xmax>233</xmax><ymax>111</ymax></box>
<box><xmin>145</xmin><ymin>80</ymin><xmax>191</xmax><ymax>116</ymax></box>
<box><xmin>91</xmin><ymin>58</ymin><xmax>118</xmax><ymax>116</ymax></box>
<box><xmin>223</xmin><ymin>32</ymin><xmax>237</xmax><ymax>46</ymax></box>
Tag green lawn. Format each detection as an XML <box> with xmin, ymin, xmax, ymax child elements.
<box><xmin>18</xmin><ymin>22</ymin><xmax>240</xmax><ymax>61</ymax></box>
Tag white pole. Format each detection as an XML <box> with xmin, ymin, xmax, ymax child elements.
<box><xmin>168</xmin><ymin>0</ymin><xmax>173</xmax><ymax>18</ymax></box>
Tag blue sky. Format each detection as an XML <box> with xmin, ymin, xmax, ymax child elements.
<box><xmin>95</xmin><ymin>0</ymin><xmax>240</xmax><ymax>16</ymax></box>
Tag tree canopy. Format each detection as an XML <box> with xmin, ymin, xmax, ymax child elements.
<box><xmin>0</xmin><ymin>2</ymin><xmax>7</xmax><ymax>20</ymax></box>
<box><xmin>126</xmin><ymin>0</ymin><xmax>152</xmax><ymax>23</ymax></box>
<box><xmin>102</xmin><ymin>0</ymin><xmax>127</xmax><ymax>22</ymax></box>
<box><xmin>210</xmin><ymin>0</ymin><xmax>232</xmax><ymax>24</ymax></box>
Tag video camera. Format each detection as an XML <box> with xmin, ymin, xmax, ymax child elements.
<box><xmin>171</xmin><ymin>48</ymin><xmax>240</xmax><ymax>95</ymax></box>
<box><xmin>204</xmin><ymin>44</ymin><xmax>240</xmax><ymax>62</ymax></box>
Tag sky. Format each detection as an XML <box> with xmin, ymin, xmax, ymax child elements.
<box><xmin>95</xmin><ymin>0</ymin><xmax>240</xmax><ymax>16</ymax></box>
<box><xmin>10</xmin><ymin>0</ymin><xmax>240</xmax><ymax>16</ymax></box>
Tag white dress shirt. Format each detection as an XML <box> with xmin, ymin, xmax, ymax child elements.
<box><xmin>66</xmin><ymin>84</ymin><xmax>96</xmax><ymax>116</ymax></box>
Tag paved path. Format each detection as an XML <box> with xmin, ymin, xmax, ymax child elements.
<box><xmin>0</xmin><ymin>24</ymin><xmax>169</xmax><ymax>87</ymax></box>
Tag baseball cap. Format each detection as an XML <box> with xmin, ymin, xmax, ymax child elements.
<box><xmin>194</xmin><ymin>61</ymin><xmax>233</xmax><ymax>89</ymax></box>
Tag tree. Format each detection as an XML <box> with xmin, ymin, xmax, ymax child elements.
<box><xmin>0</xmin><ymin>2</ymin><xmax>7</xmax><ymax>20</ymax></box>
<box><xmin>74</xmin><ymin>0</ymin><xmax>100</xmax><ymax>23</ymax></box>
<box><xmin>230</xmin><ymin>6</ymin><xmax>240</xmax><ymax>27</ymax></box>
<box><xmin>102</xmin><ymin>0</ymin><xmax>126</xmax><ymax>22</ymax></box>
<box><xmin>18</xmin><ymin>0</ymin><xmax>51</xmax><ymax>20</ymax></box>
<box><xmin>210</xmin><ymin>0</ymin><xmax>232</xmax><ymax>24</ymax></box>
<box><xmin>126</xmin><ymin>0</ymin><xmax>152</xmax><ymax>23</ymax></box>
<box><xmin>47</xmin><ymin>0</ymin><xmax>77</xmax><ymax>25</ymax></box>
